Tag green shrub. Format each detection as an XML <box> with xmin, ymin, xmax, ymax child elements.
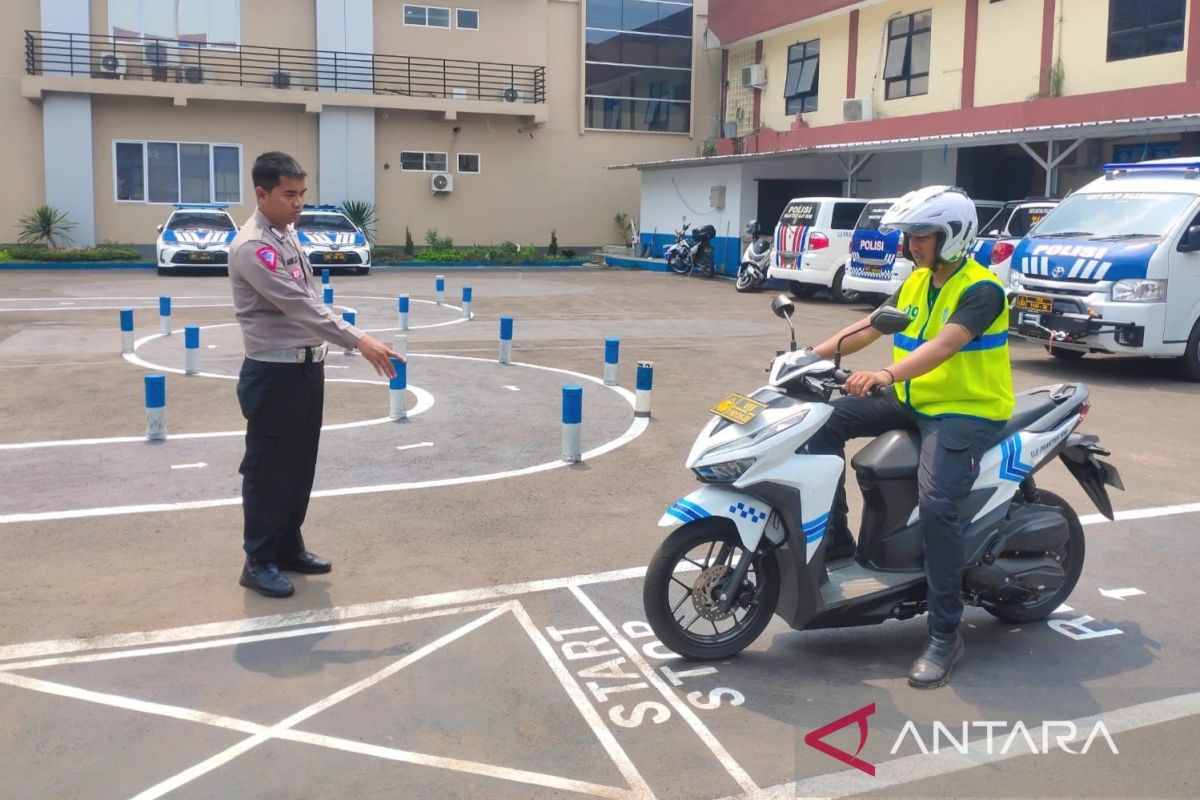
<box><xmin>5</xmin><ymin>244</ymin><xmax>143</xmax><ymax>262</ymax></box>
<box><xmin>547</xmin><ymin>229</ymin><xmax>559</xmax><ymax>257</ymax></box>
<box><xmin>340</xmin><ymin>200</ymin><xmax>377</xmax><ymax>245</ymax></box>
<box><xmin>404</xmin><ymin>226</ymin><xmax>415</xmax><ymax>256</ymax></box>
<box><xmin>0</xmin><ymin>250</ymin><xmax>10</xmax><ymax>263</ymax></box>
<box><xmin>414</xmin><ymin>247</ymin><xmax>466</xmax><ymax>262</ymax></box>
<box><xmin>17</xmin><ymin>205</ymin><xmax>76</xmax><ymax>248</ymax></box>
<box><xmin>424</xmin><ymin>229</ymin><xmax>454</xmax><ymax>249</ymax></box>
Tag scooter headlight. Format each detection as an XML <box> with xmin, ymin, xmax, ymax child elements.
<box><xmin>694</xmin><ymin>458</ymin><xmax>756</xmax><ymax>483</ymax></box>
<box><xmin>699</xmin><ymin>408</ymin><xmax>811</xmax><ymax>461</ymax></box>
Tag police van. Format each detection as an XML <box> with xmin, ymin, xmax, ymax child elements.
<box><xmin>1008</xmin><ymin>158</ymin><xmax>1200</xmax><ymax>380</ymax></box>
<box><xmin>296</xmin><ymin>205</ymin><xmax>372</xmax><ymax>275</ymax></box>
<box><xmin>766</xmin><ymin>196</ymin><xmax>867</xmax><ymax>302</ymax></box>
<box><xmin>843</xmin><ymin>198</ymin><xmax>906</xmax><ymax>302</ymax></box>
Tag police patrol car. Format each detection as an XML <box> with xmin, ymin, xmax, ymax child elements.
<box><xmin>1009</xmin><ymin>158</ymin><xmax>1200</xmax><ymax>380</ymax></box>
<box><xmin>296</xmin><ymin>205</ymin><xmax>371</xmax><ymax>275</ymax></box>
<box><xmin>843</xmin><ymin>198</ymin><xmax>905</xmax><ymax>302</ymax></box>
<box><xmin>155</xmin><ymin>203</ymin><xmax>238</xmax><ymax>275</ymax></box>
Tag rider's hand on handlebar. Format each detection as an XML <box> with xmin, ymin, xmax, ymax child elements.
<box><xmin>844</xmin><ymin>369</ymin><xmax>894</xmax><ymax>397</ymax></box>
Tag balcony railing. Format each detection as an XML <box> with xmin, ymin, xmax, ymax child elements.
<box><xmin>24</xmin><ymin>30</ymin><xmax>547</xmax><ymax>104</ymax></box>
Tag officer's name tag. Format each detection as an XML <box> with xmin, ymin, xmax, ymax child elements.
<box><xmin>285</xmin><ymin>257</ymin><xmax>298</xmax><ymax>266</ymax></box>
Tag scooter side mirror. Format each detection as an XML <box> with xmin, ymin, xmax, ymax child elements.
<box><xmin>771</xmin><ymin>293</ymin><xmax>795</xmax><ymax>320</ymax></box>
<box><xmin>156</xmin><ymin>224</ymin><xmax>164</xmax><ymax>233</ymax></box>
<box><xmin>746</xmin><ymin>220</ymin><xmax>760</xmax><ymax>237</ymax></box>
<box><xmin>870</xmin><ymin>305</ymin><xmax>911</xmax><ymax>335</ymax></box>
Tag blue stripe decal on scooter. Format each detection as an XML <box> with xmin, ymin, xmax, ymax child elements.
<box><xmin>802</xmin><ymin>512</ymin><xmax>830</xmax><ymax>542</ymax></box>
<box><xmin>669</xmin><ymin>503</ymin><xmax>701</xmax><ymax>522</ymax></box>
<box><xmin>666</xmin><ymin>506</ymin><xmax>696</xmax><ymax>524</ymax></box>
<box><xmin>676</xmin><ymin>498</ymin><xmax>711</xmax><ymax>519</ymax></box>
<box><xmin>999</xmin><ymin>434</ymin><xmax>1033</xmax><ymax>482</ymax></box>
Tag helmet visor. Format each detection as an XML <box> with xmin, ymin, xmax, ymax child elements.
<box><xmin>880</xmin><ymin>222</ymin><xmax>942</xmax><ymax>236</ymax></box>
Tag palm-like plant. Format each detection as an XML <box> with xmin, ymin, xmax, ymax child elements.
<box><xmin>18</xmin><ymin>205</ymin><xmax>76</xmax><ymax>249</ymax></box>
<box><xmin>341</xmin><ymin>200</ymin><xmax>378</xmax><ymax>246</ymax></box>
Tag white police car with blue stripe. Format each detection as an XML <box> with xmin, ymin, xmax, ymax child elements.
<box><xmin>642</xmin><ymin>296</ymin><xmax>1122</xmax><ymax>661</ymax></box>
<box><xmin>296</xmin><ymin>205</ymin><xmax>372</xmax><ymax>275</ymax></box>
<box><xmin>156</xmin><ymin>204</ymin><xmax>238</xmax><ymax>275</ymax></box>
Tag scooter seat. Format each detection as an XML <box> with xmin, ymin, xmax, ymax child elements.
<box><xmin>997</xmin><ymin>392</ymin><xmax>1059</xmax><ymax>439</ymax></box>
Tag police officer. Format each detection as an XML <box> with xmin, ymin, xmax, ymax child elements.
<box><xmin>807</xmin><ymin>186</ymin><xmax>1014</xmax><ymax>688</ymax></box>
<box><xmin>230</xmin><ymin>151</ymin><xmax>402</xmax><ymax>599</ymax></box>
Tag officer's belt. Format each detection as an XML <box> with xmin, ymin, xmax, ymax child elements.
<box><xmin>247</xmin><ymin>343</ymin><xmax>328</xmax><ymax>363</ymax></box>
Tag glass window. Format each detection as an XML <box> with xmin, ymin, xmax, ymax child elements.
<box><xmin>404</xmin><ymin>5</ymin><xmax>427</xmax><ymax>25</ymax></box>
<box><xmin>147</xmin><ymin>142</ymin><xmax>179</xmax><ymax>204</ymax></box>
<box><xmin>585</xmin><ymin>64</ymin><xmax>690</xmax><ymax>101</ymax></box>
<box><xmin>832</xmin><ymin>202</ymin><xmax>867</xmax><ymax>230</ymax></box>
<box><xmin>583</xmin><ymin>97</ymin><xmax>689</xmax><ymax>132</ymax></box>
<box><xmin>169</xmin><ymin>212</ymin><xmax>235</xmax><ymax>230</ymax></box>
<box><xmin>179</xmin><ymin>143</ymin><xmax>210</xmax><ymax>203</ymax></box>
<box><xmin>884</xmin><ymin>10</ymin><xmax>932</xmax><ymax>99</ymax></box>
<box><xmin>109</xmin><ymin>0</ymin><xmax>240</xmax><ymax>45</ymax></box>
<box><xmin>1031</xmin><ymin>192</ymin><xmax>1195</xmax><ymax>240</ymax></box>
<box><xmin>856</xmin><ymin>202</ymin><xmax>895</xmax><ymax>232</ymax></box>
<box><xmin>456</xmin><ymin>8</ymin><xmax>479</xmax><ymax>29</ymax></box>
<box><xmin>213</xmin><ymin>145</ymin><xmax>240</xmax><ymax>203</ymax></box>
<box><xmin>779</xmin><ymin>201</ymin><xmax>821</xmax><ymax>227</ymax></box>
<box><xmin>428</xmin><ymin>7</ymin><xmax>451</xmax><ymax>27</ymax></box>
<box><xmin>587</xmin><ymin>30</ymin><xmax>691</xmax><ymax>69</ymax></box>
<box><xmin>115</xmin><ymin>142</ymin><xmax>144</xmax><ymax>201</ymax></box>
<box><xmin>784</xmin><ymin>39</ymin><xmax>820</xmax><ymax>115</ymax></box>
<box><xmin>458</xmin><ymin>153</ymin><xmax>481</xmax><ymax>173</ymax></box>
<box><xmin>1108</xmin><ymin>0</ymin><xmax>1186</xmax><ymax>61</ymax></box>
<box><xmin>297</xmin><ymin>214</ymin><xmax>358</xmax><ymax>232</ymax></box>
<box><xmin>426</xmin><ymin>152</ymin><xmax>448</xmax><ymax>171</ymax></box>
<box><xmin>586</xmin><ymin>0</ymin><xmax>693</xmax><ymax>36</ymax></box>
<box><xmin>400</xmin><ymin>151</ymin><xmax>426</xmax><ymax>171</ymax></box>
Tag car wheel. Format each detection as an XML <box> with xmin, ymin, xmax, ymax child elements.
<box><xmin>830</xmin><ymin>266</ymin><xmax>860</xmax><ymax>304</ymax></box>
<box><xmin>1177</xmin><ymin>318</ymin><xmax>1200</xmax><ymax>382</ymax></box>
<box><xmin>788</xmin><ymin>281</ymin><xmax>819</xmax><ymax>298</ymax></box>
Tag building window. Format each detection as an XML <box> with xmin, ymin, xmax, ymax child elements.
<box><xmin>457</xmin><ymin>153</ymin><xmax>481</xmax><ymax>173</ymax></box>
<box><xmin>1107</xmin><ymin>0</ymin><xmax>1185</xmax><ymax>62</ymax></box>
<box><xmin>108</xmin><ymin>0</ymin><xmax>239</xmax><ymax>46</ymax></box>
<box><xmin>404</xmin><ymin>5</ymin><xmax>451</xmax><ymax>28</ymax></box>
<box><xmin>784</xmin><ymin>39</ymin><xmax>819</xmax><ymax>114</ymax></box>
<box><xmin>883</xmin><ymin>10</ymin><xmax>931</xmax><ymax>100</ymax></box>
<box><xmin>583</xmin><ymin>0</ymin><xmax>694</xmax><ymax>133</ymax></box>
<box><xmin>456</xmin><ymin>8</ymin><xmax>479</xmax><ymax>29</ymax></box>
<box><xmin>114</xmin><ymin>140</ymin><xmax>241</xmax><ymax>204</ymax></box>
<box><xmin>1113</xmin><ymin>141</ymin><xmax>1180</xmax><ymax>162</ymax></box>
<box><xmin>400</xmin><ymin>151</ymin><xmax>450</xmax><ymax>172</ymax></box>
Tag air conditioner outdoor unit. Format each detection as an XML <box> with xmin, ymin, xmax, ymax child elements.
<box><xmin>740</xmin><ymin>64</ymin><xmax>766</xmax><ymax>89</ymax></box>
<box><xmin>842</xmin><ymin>97</ymin><xmax>874</xmax><ymax>122</ymax></box>
<box><xmin>143</xmin><ymin>40</ymin><xmax>174</xmax><ymax>65</ymax></box>
<box><xmin>182</xmin><ymin>65</ymin><xmax>203</xmax><ymax>84</ymax></box>
<box><xmin>501</xmin><ymin>86</ymin><xmax>521</xmax><ymax>103</ymax></box>
<box><xmin>271</xmin><ymin>70</ymin><xmax>291</xmax><ymax>89</ymax></box>
<box><xmin>431</xmin><ymin>173</ymin><xmax>454</xmax><ymax>193</ymax></box>
<box><xmin>98</xmin><ymin>53</ymin><xmax>126</xmax><ymax>78</ymax></box>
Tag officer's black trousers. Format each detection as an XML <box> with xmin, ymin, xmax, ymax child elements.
<box><xmin>805</xmin><ymin>392</ymin><xmax>1002</xmax><ymax>635</ymax></box>
<box><xmin>236</xmin><ymin>356</ymin><xmax>324</xmax><ymax>563</ymax></box>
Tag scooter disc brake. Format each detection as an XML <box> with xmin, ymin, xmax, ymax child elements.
<box><xmin>691</xmin><ymin>564</ymin><xmax>735</xmax><ymax>621</ymax></box>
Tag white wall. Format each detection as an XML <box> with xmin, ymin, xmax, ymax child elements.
<box><xmin>638</xmin><ymin>164</ymin><xmax>745</xmax><ymax>244</ymax></box>
<box><xmin>43</xmin><ymin>94</ymin><xmax>95</xmax><ymax>246</ymax></box>
<box><xmin>319</xmin><ymin>107</ymin><xmax>376</xmax><ymax>205</ymax></box>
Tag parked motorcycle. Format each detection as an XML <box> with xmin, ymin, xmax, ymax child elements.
<box><xmin>643</xmin><ymin>294</ymin><xmax>1123</xmax><ymax>660</ymax></box>
<box><xmin>664</xmin><ymin>221</ymin><xmax>716</xmax><ymax>278</ymax></box>
<box><xmin>735</xmin><ymin>219</ymin><xmax>772</xmax><ymax>292</ymax></box>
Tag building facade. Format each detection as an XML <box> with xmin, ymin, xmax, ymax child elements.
<box><xmin>623</xmin><ymin>0</ymin><xmax>1200</xmax><ymax>270</ymax></box>
<box><xmin>7</xmin><ymin>0</ymin><xmax>719</xmax><ymax>248</ymax></box>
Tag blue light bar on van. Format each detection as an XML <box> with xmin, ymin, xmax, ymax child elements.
<box><xmin>173</xmin><ymin>203</ymin><xmax>230</xmax><ymax>209</ymax></box>
<box><xmin>1103</xmin><ymin>161</ymin><xmax>1200</xmax><ymax>178</ymax></box>
<box><xmin>303</xmin><ymin>204</ymin><xmax>341</xmax><ymax>210</ymax></box>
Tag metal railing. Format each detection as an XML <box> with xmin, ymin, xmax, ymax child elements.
<box><xmin>24</xmin><ymin>30</ymin><xmax>546</xmax><ymax>104</ymax></box>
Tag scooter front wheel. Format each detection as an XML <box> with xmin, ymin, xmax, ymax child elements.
<box><xmin>735</xmin><ymin>264</ymin><xmax>758</xmax><ymax>292</ymax></box>
<box><xmin>668</xmin><ymin>254</ymin><xmax>690</xmax><ymax>275</ymax></box>
<box><xmin>643</xmin><ymin>519</ymin><xmax>779</xmax><ymax>660</ymax></box>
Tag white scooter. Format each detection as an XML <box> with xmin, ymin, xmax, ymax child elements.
<box><xmin>643</xmin><ymin>295</ymin><xmax>1123</xmax><ymax>660</ymax></box>
<box><xmin>735</xmin><ymin>220</ymin><xmax>772</xmax><ymax>293</ymax></box>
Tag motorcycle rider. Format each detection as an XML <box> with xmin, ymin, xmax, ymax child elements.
<box><xmin>806</xmin><ymin>186</ymin><xmax>1014</xmax><ymax>688</ymax></box>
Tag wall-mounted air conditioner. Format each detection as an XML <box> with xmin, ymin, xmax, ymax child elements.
<box><xmin>740</xmin><ymin>64</ymin><xmax>766</xmax><ymax>89</ymax></box>
<box><xmin>98</xmin><ymin>53</ymin><xmax>126</xmax><ymax>78</ymax></box>
<box><xmin>431</xmin><ymin>173</ymin><xmax>454</xmax><ymax>193</ymax></box>
<box><xmin>501</xmin><ymin>86</ymin><xmax>522</xmax><ymax>103</ymax></box>
<box><xmin>842</xmin><ymin>97</ymin><xmax>874</xmax><ymax>122</ymax></box>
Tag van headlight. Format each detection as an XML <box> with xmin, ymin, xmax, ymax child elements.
<box><xmin>1111</xmin><ymin>279</ymin><xmax>1166</xmax><ymax>303</ymax></box>
<box><xmin>694</xmin><ymin>458</ymin><xmax>756</xmax><ymax>483</ymax></box>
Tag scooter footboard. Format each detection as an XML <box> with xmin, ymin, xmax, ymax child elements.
<box><xmin>659</xmin><ymin>486</ymin><xmax>784</xmax><ymax>551</ymax></box>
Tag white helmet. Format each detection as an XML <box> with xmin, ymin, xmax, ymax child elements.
<box><xmin>880</xmin><ymin>185</ymin><xmax>978</xmax><ymax>265</ymax></box>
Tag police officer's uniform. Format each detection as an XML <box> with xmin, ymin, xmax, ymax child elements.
<box><xmin>229</xmin><ymin>208</ymin><xmax>363</xmax><ymax>566</ymax></box>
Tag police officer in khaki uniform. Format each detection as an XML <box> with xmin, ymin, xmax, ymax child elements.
<box><xmin>230</xmin><ymin>151</ymin><xmax>402</xmax><ymax>598</ymax></box>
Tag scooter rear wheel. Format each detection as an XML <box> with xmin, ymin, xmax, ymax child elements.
<box><xmin>668</xmin><ymin>254</ymin><xmax>690</xmax><ymax>275</ymax></box>
<box><xmin>983</xmin><ymin>490</ymin><xmax>1085</xmax><ymax>623</ymax></box>
<box><xmin>643</xmin><ymin>519</ymin><xmax>779</xmax><ymax>660</ymax></box>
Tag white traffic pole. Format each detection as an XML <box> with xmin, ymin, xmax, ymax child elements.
<box><xmin>436</xmin><ymin>275</ymin><xmax>445</xmax><ymax>305</ymax></box>
<box><xmin>145</xmin><ymin>374</ymin><xmax>166</xmax><ymax>441</ymax></box>
<box><xmin>499</xmin><ymin>315</ymin><xmax>513</xmax><ymax>364</ymax></box>
<box><xmin>120</xmin><ymin>308</ymin><xmax>135</xmax><ymax>354</ymax></box>
<box><xmin>562</xmin><ymin>385</ymin><xmax>582</xmax><ymax>462</ymax></box>
<box><xmin>184</xmin><ymin>325</ymin><xmax>200</xmax><ymax>375</ymax></box>
<box><xmin>635</xmin><ymin>361</ymin><xmax>653</xmax><ymax>418</ymax></box>
<box><xmin>604</xmin><ymin>338</ymin><xmax>619</xmax><ymax>386</ymax></box>
<box><xmin>389</xmin><ymin>358</ymin><xmax>407</xmax><ymax>420</ymax></box>
<box><xmin>158</xmin><ymin>296</ymin><xmax>172</xmax><ymax>335</ymax></box>
<box><xmin>398</xmin><ymin>294</ymin><xmax>409</xmax><ymax>330</ymax></box>
<box><xmin>462</xmin><ymin>286</ymin><xmax>472</xmax><ymax>320</ymax></box>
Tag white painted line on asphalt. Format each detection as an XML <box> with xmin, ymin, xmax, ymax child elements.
<box><xmin>206</xmin><ymin>344</ymin><xmax>217</xmax><ymax>349</ymax></box>
<box><xmin>0</xmin><ymin>303</ymin><xmax>235</xmax><ymax>313</ymax></box>
<box><xmin>396</xmin><ymin>442</ymin><xmax>434</xmax><ymax>451</ymax></box>
<box><xmin>512</xmin><ymin>602</ymin><xmax>654</xmax><ymax>799</ymax></box>
<box><xmin>1099</xmin><ymin>587</ymin><xmax>1145</xmax><ymax>601</ymax></box>
<box><xmin>1080</xmin><ymin>501</ymin><xmax>1200</xmax><ymax>525</ymax></box>
<box><xmin>569</xmin><ymin>584</ymin><xmax>761</xmax><ymax>797</ymax></box>
<box><xmin>169</xmin><ymin>462</ymin><xmax>207</xmax><ymax>470</ymax></box>
<box><xmin>503</xmin><ymin>385</ymin><xmax>521</xmax><ymax>391</ymax></box>
<box><xmin>127</xmin><ymin>605</ymin><xmax>512</xmax><ymax>800</ymax></box>
<box><xmin>747</xmin><ymin>690</ymin><xmax>1200</xmax><ymax>800</ymax></box>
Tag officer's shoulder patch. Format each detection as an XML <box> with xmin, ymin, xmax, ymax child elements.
<box><xmin>255</xmin><ymin>245</ymin><xmax>280</xmax><ymax>272</ymax></box>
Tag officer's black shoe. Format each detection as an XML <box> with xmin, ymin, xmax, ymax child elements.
<box><xmin>240</xmin><ymin>560</ymin><xmax>295</xmax><ymax>598</ymax></box>
<box><xmin>907</xmin><ymin>631</ymin><xmax>965</xmax><ymax>689</ymax></box>
<box><xmin>279</xmin><ymin>550</ymin><xmax>333</xmax><ymax>575</ymax></box>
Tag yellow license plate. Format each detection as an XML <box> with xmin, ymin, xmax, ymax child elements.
<box><xmin>188</xmin><ymin>251</ymin><xmax>213</xmax><ymax>262</ymax></box>
<box><xmin>326</xmin><ymin>252</ymin><xmax>347</xmax><ymax>262</ymax></box>
<box><xmin>1015</xmin><ymin>294</ymin><xmax>1053</xmax><ymax>313</ymax></box>
<box><xmin>864</xmin><ymin>264</ymin><xmax>883</xmax><ymax>274</ymax></box>
<box><xmin>712</xmin><ymin>393</ymin><xmax>768</xmax><ymax>425</ymax></box>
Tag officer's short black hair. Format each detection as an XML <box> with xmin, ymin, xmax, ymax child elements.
<box><xmin>252</xmin><ymin>152</ymin><xmax>307</xmax><ymax>192</ymax></box>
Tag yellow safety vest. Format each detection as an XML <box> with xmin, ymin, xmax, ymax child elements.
<box><xmin>893</xmin><ymin>260</ymin><xmax>1014</xmax><ymax>422</ymax></box>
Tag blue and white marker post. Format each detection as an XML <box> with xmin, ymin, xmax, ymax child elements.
<box><xmin>158</xmin><ymin>296</ymin><xmax>172</xmax><ymax>335</ymax></box>
<box><xmin>462</xmin><ymin>286</ymin><xmax>472</xmax><ymax>320</ymax></box>
<box><xmin>321</xmin><ymin>268</ymin><xmax>330</xmax><ymax>285</ymax></box>
<box><xmin>323</xmin><ymin>285</ymin><xmax>334</xmax><ymax>308</ymax></box>
<box><xmin>145</xmin><ymin>374</ymin><xmax>166</xmax><ymax>441</ymax></box>
<box><xmin>184</xmin><ymin>325</ymin><xmax>200</xmax><ymax>375</ymax></box>
<box><xmin>397</xmin><ymin>294</ymin><xmax>410</xmax><ymax>330</ymax></box>
<box><xmin>499</xmin><ymin>315</ymin><xmax>513</xmax><ymax>364</ymax></box>
<box><xmin>393</xmin><ymin>333</ymin><xmax>407</xmax><ymax>358</ymax></box>
<box><xmin>635</xmin><ymin>361</ymin><xmax>654</xmax><ymax>418</ymax></box>
<box><xmin>604</xmin><ymin>338</ymin><xmax>620</xmax><ymax>386</ymax></box>
<box><xmin>341</xmin><ymin>310</ymin><xmax>357</xmax><ymax>354</ymax></box>
<box><xmin>389</xmin><ymin>358</ymin><xmax>407</xmax><ymax>420</ymax></box>
<box><xmin>435</xmin><ymin>275</ymin><xmax>445</xmax><ymax>305</ymax></box>
<box><xmin>562</xmin><ymin>385</ymin><xmax>583</xmax><ymax>462</ymax></box>
<box><xmin>119</xmin><ymin>308</ymin><xmax>135</xmax><ymax>354</ymax></box>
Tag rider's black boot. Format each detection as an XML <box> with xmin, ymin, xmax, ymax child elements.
<box><xmin>907</xmin><ymin>631</ymin><xmax>965</xmax><ymax>689</ymax></box>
